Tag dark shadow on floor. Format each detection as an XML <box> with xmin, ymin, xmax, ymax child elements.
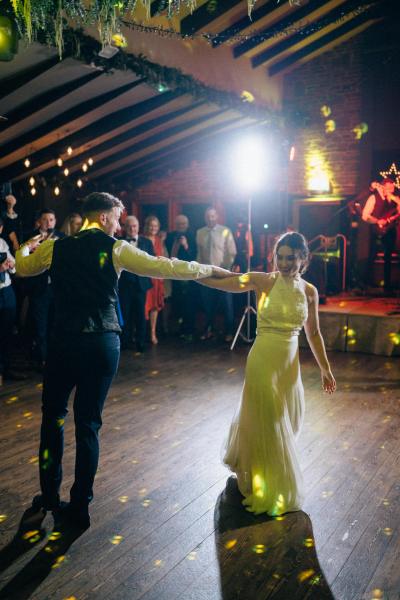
<box><xmin>214</xmin><ymin>477</ymin><xmax>335</xmax><ymax>600</ymax></box>
<box><xmin>0</xmin><ymin>509</ymin><xmax>85</xmax><ymax>600</ymax></box>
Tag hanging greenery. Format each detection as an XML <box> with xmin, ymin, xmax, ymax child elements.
<box><xmin>38</xmin><ymin>25</ymin><xmax>281</xmax><ymax>126</ymax></box>
<box><xmin>6</xmin><ymin>0</ymin><xmax>262</xmax><ymax>56</ymax></box>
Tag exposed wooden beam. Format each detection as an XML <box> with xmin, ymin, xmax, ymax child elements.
<box><xmin>112</xmin><ymin>121</ymin><xmax>257</xmax><ymax>187</ymax></box>
<box><xmin>212</xmin><ymin>0</ymin><xmax>288</xmax><ymax>48</ymax></box>
<box><xmin>0</xmin><ymin>88</ymin><xmax>182</xmax><ymax>181</ymax></box>
<box><xmin>0</xmin><ymin>56</ymin><xmax>60</xmax><ymax>100</ymax></box>
<box><xmin>101</xmin><ymin>116</ymin><xmax>254</xmax><ymax>182</ymax></box>
<box><xmin>0</xmin><ymin>70</ymin><xmax>102</xmax><ymax>131</ymax></box>
<box><xmin>86</xmin><ymin>108</ymin><xmax>225</xmax><ymax>178</ymax></box>
<box><xmin>252</xmin><ymin>0</ymin><xmax>368</xmax><ymax>67</ymax></box>
<box><xmin>0</xmin><ymin>78</ymin><xmax>146</xmax><ymax>165</ymax></box>
<box><xmin>233</xmin><ymin>0</ymin><xmax>342</xmax><ymax>58</ymax></box>
<box><xmin>180</xmin><ymin>0</ymin><xmax>242</xmax><ymax>35</ymax></box>
<box><xmin>40</xmin><ymin>100</ymin><xmax>205</xmax><ymax>179</ymax></box>
<box><xmin>268</xmin><ymin>9</ymin><xmax>380</xmax><ymax>76</ymax></box>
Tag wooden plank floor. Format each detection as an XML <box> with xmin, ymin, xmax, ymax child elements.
<box><xmin>0</xmin><ymin>340</ymin><xmax>399</xmax><ymax>600</ymax></box>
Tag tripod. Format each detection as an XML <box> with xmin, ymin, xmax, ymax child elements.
<box><xmin>230</xmin><ymin>195</ymin><xmax>257</xmax><ymax>350</ymax></box>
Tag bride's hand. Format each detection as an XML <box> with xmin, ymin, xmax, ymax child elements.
<box><xmin>321</xmin><ymin>369</ymin><xmax>336</xmax><ymax>394</ymax></box>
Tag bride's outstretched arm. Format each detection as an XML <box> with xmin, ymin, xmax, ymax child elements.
<box><xmin>198</xmin><ymin>272</ymin><xmax>260</xmax><ymax>293</ymax></box>
<box><xmin>304</xmin><ymin>284</ymin><xmax>336</xmax><ymax>394</ymax></box>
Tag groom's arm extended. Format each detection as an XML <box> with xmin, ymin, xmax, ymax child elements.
<box><xmin>113</xmin><ymin>240</ymin><xmax>231</xmax><ymax>280</ymax></box>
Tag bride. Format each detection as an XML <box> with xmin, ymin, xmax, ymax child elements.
<box><xmin>201</xmin><ymin>231</ymin><xmax>336</xmax><ymax>516</ymax></box>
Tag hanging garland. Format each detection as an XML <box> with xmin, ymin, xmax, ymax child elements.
<box><xmin>36</xmin><ymin>25</ymin><xmax>282</xmax><ymax>126</ymax></box>
<box><xmin>6</xmin><ymin>0</ymin><xmax>259</xmax><ymax>56</ymax></box>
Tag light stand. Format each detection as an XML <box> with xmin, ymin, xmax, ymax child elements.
<box><xmin>230</xmin><ymin>194</ymin><xmax>257</xmax><ymax>350</ymax></box>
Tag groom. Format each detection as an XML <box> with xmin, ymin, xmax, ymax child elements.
<box><xmin>16</xmin><ymin>192</ymin><xmax>233</xmax><ymax>529</ymax></box>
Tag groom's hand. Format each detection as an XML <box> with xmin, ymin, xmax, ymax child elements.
<box><xmin>211</xmin><ymin>266</ymin><xmax>241</xmax><ymax>278</ymax></box>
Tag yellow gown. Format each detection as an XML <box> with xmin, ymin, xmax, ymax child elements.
<box><xmin>223</xmin><ymin>272</ymin><xmax>308</xmax><ymax>516</ymax></box>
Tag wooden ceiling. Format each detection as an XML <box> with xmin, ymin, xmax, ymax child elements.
<box><xmin>0</xmin><ymin>0</ymin><xmax>394</xmax><ymax>192</ymax></box>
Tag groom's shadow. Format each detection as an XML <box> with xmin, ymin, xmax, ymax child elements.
<box><xmin>0</xmin><ymin>506</ymin><xmax>85</xmax><ymax>599</ymax></box>
<box><xmin>214</xmin><ymin>477</ymin><xmax>334</xmax><ymax>599</ymax></box>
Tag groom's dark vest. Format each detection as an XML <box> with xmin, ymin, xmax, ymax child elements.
<box><xmin>50</xmin><ymin>228</ymin><xmax>121</xmax><ymax>334</ymax></box>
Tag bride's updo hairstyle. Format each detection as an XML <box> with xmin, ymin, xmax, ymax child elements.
<box><xmin>273</xmin><ymin>231</ymin><xmax>310</xmax><ymax>274</ymax></box>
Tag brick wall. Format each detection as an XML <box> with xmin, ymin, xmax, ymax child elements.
<box><xmin>283</xmin><ymin>36</ymin><xmax>365</xmax><ymax>197</ymax></box>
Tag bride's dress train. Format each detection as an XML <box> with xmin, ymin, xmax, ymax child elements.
<box><xmin>223</xmin><ymin>272</ymin><xmax>309</xmax><ymax>516</ymax></box>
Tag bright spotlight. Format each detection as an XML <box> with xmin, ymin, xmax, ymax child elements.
<box><xmin>230</xmin><ymin>135</ymin><xmax>268</xmax><ymax>191</ymax></box>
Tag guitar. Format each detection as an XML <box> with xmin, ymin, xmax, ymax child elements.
<box><xmin>368</xmin><ymin>182</ymin><xmax>400</xmax><ymax>235</ymax></box>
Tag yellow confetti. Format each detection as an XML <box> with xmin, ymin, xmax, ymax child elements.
<box><xmin>303</xmin><ymin>538</ymin><xmax>314</xmax><ymax>548</ymax></box>
<box><xmin>22</xmin><ymin>529</ymin><xmax>40</xmax><ymax>541</ymax></box>
<box><xmin>154</xmin><ymin>559</ymin><xmax>163</xmax><ymax>567</ymax></box>
<box><xmin>320</xmin><ymin>105</ymin><xmax>331</xmax><ymax>117</ymax></box>
<box><xmin>118</xmin><ymin>496</ymin><xmax>128</xmax><ymax>503</ymax></box>
<box><xmin>252</xmin><ymin>544</ymin><xmax>266</xmax><ymax>554</ymax></box>
<box><xmin>187</xmin><ymin>551</ymin><xmax>197</xmax><ymax>560</ymax></box>
<box><xmin>0</xmin><ymin>514</ymin><xmax>7</xmax><ymax>523</ymax></box>
<box><xmin>131</xmin><ymin>388</ymin><xmax>141</xmax><ymax>395</ymax></box>
<box><xmin>150</xmin><ymin>370</ymin><xmax>159</xmax><ymax>376</ymax></box>
<box><xmin>227</xmin><ymin>368</ymin><xmax>236</xmax><ymax>374</ymax></box>
<box><xmin>51</xmin><ymin>555</ymin><xmax>66</xmax><ymax>569</ymax></box>
<box><xmin>29</xmin><ymin>456</ymin><xmax>39</xmax><ymax>464</ymax></box>
<box><xmin>6</xmin><ymin>396</ymin><xmax>18</xmax><ymax>404</ymax></box>
<box><xmin>142</xmin><ymin>499</ymin><xmax>151</xmax><ymax>507</ymax></box>
<box><xmin>298</xmin><ymin>569</ymin><xmax>315</xmax><ymax>583</ymax></box>
<box><xmin>23</xmin><ymin>411</ymin><xmax>33</xmax><ymax>418</ymax></box>
<box><xmin>383</xmin><ymin>527</ymin><xmax>392</xmax><ymax>536</ymax></box>
<box><xmin>110</xmin><ymin>535</ymin><xmax>124</xmax><ymax>545</ymax></box>
<box><xmin>224</xmin><ymin>539</ymin><xmax>237</xmax><ymax>550</ymax></box>
<box><xmin>48</xmin><ymin>531</ymin><xmax>62</xmax><ymax>541</ymax></box>
<box><xmin>371</xmin><ymin>589</ymin><xmax>384</xmax><ymax>599</ymax></box>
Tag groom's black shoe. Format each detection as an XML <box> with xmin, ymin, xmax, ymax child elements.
<box><xmin>53</xmin><ymin>503</ymin><xmax>90</xmax><ymax>531</ymax></box>
<box><xmin>31</xmin><ymin>494</ymin><xmax>61</xmax><ymax>512</ymax></box>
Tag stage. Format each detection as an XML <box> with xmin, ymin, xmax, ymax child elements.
<box><xmin>300</xmin><ymin>295</ymin><xmax>400</xmax><ymax>357</ymax></box>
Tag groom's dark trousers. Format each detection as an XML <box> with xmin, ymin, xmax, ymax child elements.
<box><xmin>40</xmin><ymin>332</ymin><xmax>120</xmax><ymax>509</ymax></box>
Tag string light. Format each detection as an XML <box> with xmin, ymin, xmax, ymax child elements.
<box><xmin>63</xmin><ymin>168</ymin><xmax>69</xmax><ymax>176</ymax></box>
<box><xmin>57</xmin><ymin>158</ymin><xmax>63</xmax><ymax>167</ymax></box>
<box><xmin>54</xmin><ymin>186</ymin><xmax>60</xmax><ymax>196</ymax></box>
<box><xmin>24</xmin><ymin>158</ymin><xmax>30</xmax><ymax>168</ymax></box>
<box><xmin>67</xmin><ymin>146</ymin><xmax>73</xmax><ymax>155</ymax></box>
<box><xmin>77</xmin><ymin>179</ymin><xmax>83</xmax><ymax>188</ymax></box>
<box><xmin>29</xmin><ymin>176</ymin><xmax>35</xmax><ymax>186</ymax></box>
<box><xmin>380</xmin><ymin>163</ymin><xmax>400</xmax><ymax>189</ymax></box>
<box><xmin>30</xmin><ymin>187</ymin><xmax>36</xmax><ymax>195</ymax></box>
<box><xmin>88</xmin><ymin>158</ymin><xmax>94</xmax><ymax>166</ymax></box>
<box><xmin>82</xmin><ymin>163</ymin><xmax>88</xmax><ymax>172</ymax></box>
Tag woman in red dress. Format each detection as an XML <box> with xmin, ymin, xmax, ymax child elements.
<box><xmin>144</xmin><ymin>215</ymin><xmax>165</xmax><ymax>344</ymax></box>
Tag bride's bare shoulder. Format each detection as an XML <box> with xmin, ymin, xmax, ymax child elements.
<box><xmin>301</xmin><ymin>278</ymin><xmax>318</xmax><ymax>302</ymax></box>
<box><xmin>251</xmin><ymin>271</ymin><xmax>277</xmax><ymax>290</ymax></box>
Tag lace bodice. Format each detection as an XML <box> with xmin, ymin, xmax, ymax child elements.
<box><xmin>257</xmin><ymin>272</ymin><xmax>308</xmax><ymax>337</ymax></box>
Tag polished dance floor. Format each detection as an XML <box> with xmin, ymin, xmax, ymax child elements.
<box><xmin>0</xmin><ymin>340</ymin><xmax>399</xmax><ymax>599</ymax></box>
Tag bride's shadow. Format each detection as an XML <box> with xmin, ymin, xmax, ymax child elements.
<box><xmin>214</xmin><ymin>477</ymin><xmax>334</xmax><ymax>599</ymax></box>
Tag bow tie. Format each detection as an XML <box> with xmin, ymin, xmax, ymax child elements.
<box><xmin>127</xmin><ymin>237</ymin><xmax>138</xmax><ymax>243</ymax></box>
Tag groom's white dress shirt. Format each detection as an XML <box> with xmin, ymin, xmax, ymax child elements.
<box><xmin>16</xmin><ymin>233</ymin><xmax>213</xmax><ymax>280</ymax></box>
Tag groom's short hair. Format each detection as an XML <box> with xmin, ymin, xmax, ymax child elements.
<box><xmin>82</xmin><ymin>192</ymin><xmax>124</xmax><ymax>216</ymax></box>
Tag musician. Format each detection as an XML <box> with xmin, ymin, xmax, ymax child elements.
<box><xmin>362</xmin><ymin>178</ymin><xmax>400</xmax><ymax>294</ymax></box>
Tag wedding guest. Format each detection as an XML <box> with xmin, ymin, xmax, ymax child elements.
<box><xmin>196</xmin><ymin>207</ymin><xmax>237</xmax><ymax>342</ymax></box>
<box><xmin>1</xmin><ymin>194</ymin><xmax>21</xmax><ymax>252</ymax></box>
<box><xmin>0</xmin><ymin>217</ymin><xmax>17</xmax><ymax>386</ymax></box>
<box><xmin>118</xmin><ymin>216</ymin><xmax>154</xmax><ymax>353</ymax></box>
<box><xmin>144</xmin><ymin>215</ymin><xmax>165</xmax><ymax>345</ymax></box>
<box><xmin>61</xmin><ymin>213</ymin><xmax>83</xmax><ymax>236</ymax></box>
<box><xmin>166</xmin><ymin>214</ymin><xmax>197</xmax><ymax>339</ymax></box>
<box><xmin>25</xmin><ymin>208</ymin><xmax>64</xmax><ymax>368</ymax></box>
